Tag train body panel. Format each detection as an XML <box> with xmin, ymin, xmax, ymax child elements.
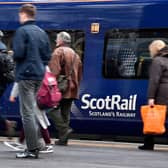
<box><xmin>0</xmin><ymin>0</ymin><xmax>168</xmax><ymax>136</ymax></box>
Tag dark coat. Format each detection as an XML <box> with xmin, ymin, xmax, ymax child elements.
<box><xmin>49</xmin><ymin>45</ymin><xmax>82</xmax><ymax>99</ymax></box>
<box><xmin>148</xmin><ymin>47</ymin><xmax>168</xmax><ymax>106</ymax></box>
<box><xmin>0</xmin><ymin>51</ymin><xmax>14</xmax><ymax>96</ymax></box>
<box><xmin>13</xmin><ymin>20</ymin><xmax>51</xmax><ymax>81</ymax></box>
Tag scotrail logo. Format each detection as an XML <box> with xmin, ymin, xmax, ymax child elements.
<box><xmin>81</xmin><ymin>94</ymin><xmax>137</xmax><ymax>111</ymax></box>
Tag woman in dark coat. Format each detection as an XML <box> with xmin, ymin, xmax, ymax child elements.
<box><xmin>139</xmin><ymin>40</ymin><xmax>168</xmax><ymax>150</ymax></box>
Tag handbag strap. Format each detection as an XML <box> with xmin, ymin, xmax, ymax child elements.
<box><xmin>62</xmin><ymin>48</ymin><xmax>77</xmax><ymax>77</ymax></box>
<box><xmin>69</xmin><ymin>53</ymin><xmax>77</xmax><ymax>77</ymax></box>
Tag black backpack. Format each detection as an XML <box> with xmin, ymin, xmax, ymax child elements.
<box><xmin>0</xmin><ymin>51</ymin><xmax>15</xmax><ymax>83</ymax></box>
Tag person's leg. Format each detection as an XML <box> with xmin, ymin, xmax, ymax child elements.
<box><xmin>58</xmin><ymin>99</ymin><xmax>73</xmax><ymax>144</ymax></box>
<box><xmin>4</xmin><ymin>119</ymin><xmax>16</xmax><ymax>137</ymax></box>
<box><xmin>19</xmin><ymin>128</ymin><xmax>25</xmax><ymax>144</ymax></box>
<box><xmin>48</xmin><ymin>106</ymin><xmax>68</xmax><ymax>137</ymax></box>
<box><xmin>0</xmin><ymin>83</ymin><xmax>17</xmax><ymax>137</ymax></box>
<box><xmin>49</xmin><ymin>99</ymin><xmax>73</xmax><ymax>145</ymax></box>
<box><xmin>138</xmin><ymin>135</ymin><xmax>154</xmax><ymax>150</ymax></box>
<box><xmin>40</xmin><ymin>127</ymin><xmax>51</xmax><ymax>145</ymax></box>
<box><xmin>18</xmin><ymin>80</ymin><xmax>44</xmax><ymax>151</ymax></box>
<box><xmin>2</xmin><ymin>118</ymin><xmax>17</xmax><ymax>150</ymax></box>
<box><xmin>0</xmin><ymin>115</ymin><xmax>6</xmax><ymax>125</ymax></box>
<box><xmin>0</xmin><ymin>95</ymin><xmax>16</xmax><ymax>136</ymax></box>
<box><xmin>39</xmin><ymin>127</ymin><xmax>53</xmax><ymax>153</ymax></box>
<box><xmin>60</xmin><ymin>98</ymin><xmax>73</xmax><ymax>128</ymax></box>
<box><xmin>144</xmin><ymin>135</ymin><xmax>154</xmax><ymax>147</ymax></box>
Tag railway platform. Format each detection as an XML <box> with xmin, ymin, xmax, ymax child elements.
<box><xmin>0</xmin><ymin>138</ymin><xmax>168</xmax><ymax>168</ymax></box>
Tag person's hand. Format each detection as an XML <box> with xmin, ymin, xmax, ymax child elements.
<box><xmin>9</xmin><ymin>96</ymin><xmax>16</xmax><ymax>102</ymax></box>
<box><xmin>148</xmin><ymin>99</ymin><xmax>155</xmax><ymax>106</ymax></box>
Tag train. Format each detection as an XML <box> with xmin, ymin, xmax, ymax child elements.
<box><xmin>0</xmin><ymin>0</ymin><xmax>168</xmax><ymax>138</ymax></box>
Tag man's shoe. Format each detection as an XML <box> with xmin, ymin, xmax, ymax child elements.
<box><xmin>55</xmin><ymin>140</ymin><xmax>68</xmax><ymax>146</ymax></box>
<box><xmin>60</xmin><ymin>128</ymin><xmax>73</xmax><ymax>142</ymax></box>
<box><xmin>138</xmin><ymin>145</ymin><xmax>154</xmax><ymax>150</ymax></box>
<box><xmin>16</xmin><ymin>149</ymin><xmax>39</xmax><ymax>159</ymax></box>
<box><xmin>39</xmin><ymin>145</ymin><xmax>54</xmax><ymax>153</ymax></box>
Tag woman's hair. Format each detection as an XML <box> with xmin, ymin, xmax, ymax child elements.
<box><xmin>149</xmin><ymin>40</ymin><xmax>166</xmax><ymax>57</ymax></box>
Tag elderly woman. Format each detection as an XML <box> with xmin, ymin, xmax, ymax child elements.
<box><xmin>139</xmin><ymin>40</ymin><xmax>168</xmax><ymax>150</ymax></box>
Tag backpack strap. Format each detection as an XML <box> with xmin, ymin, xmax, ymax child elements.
<box><xmin>69</xmin><ymin>53</ymin><xmax>76</xmax><ymax>77</ymax></box>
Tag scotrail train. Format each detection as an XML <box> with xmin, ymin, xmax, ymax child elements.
<box><xmin>0</xmin><ymin>0</ymin><xmax>167</xmax><ymax>138</ymax></box>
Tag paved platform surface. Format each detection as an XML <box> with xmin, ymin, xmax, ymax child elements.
<box><xmin>0</xmin><ymin>138</ymin><xmax>168</xmax><ymax>168</ymax></box>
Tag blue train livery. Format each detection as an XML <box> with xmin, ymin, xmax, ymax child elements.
<box><xmin>0</xmin><ymin>0</ymin><xmax>168</xmax><ymax>137</ymax></box>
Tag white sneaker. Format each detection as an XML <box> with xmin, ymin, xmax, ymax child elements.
<box><xmin>3</xmin><ymin>141</ymin><xmax>25</xmax><ymax>151</ymax></box>
<box><xmin>39</xmin><ymin>145</ymin><xmax>53</xmax><ymax>154</ymax></box>
<box><xmin>16</xmin><ymin>149</ymin><xmax>39</xmax><ymax>159</ymax></box>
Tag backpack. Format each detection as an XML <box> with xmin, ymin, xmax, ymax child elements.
<box><xmin>0</xmin><ymin>51</ymin><xmax>14</xmax><ymax>83</ymax></box>
<box><xmin>36</xmin><ymin>71</ymin><xmax>62</xmax><ymax>110</ymax></box>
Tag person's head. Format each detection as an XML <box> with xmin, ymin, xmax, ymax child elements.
<box><xmin>56</xmin><ymin>31</ymin><xmax>71</xmax><ymax>47</ymax></box>
<box><xmin>19</xmin><ymin>4</ymin><xmax>36</xmax><ymax>24</ymax></box>
<box><xmin>149</xmin><ymin>40</ymin><xmax>166</xmax><ymax>57</ymax></box>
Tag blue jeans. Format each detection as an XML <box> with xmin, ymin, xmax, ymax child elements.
<box><xmin>18</xmin><ymin>80</ymin><xmax>44</xmax><ymax>151</ymax></box>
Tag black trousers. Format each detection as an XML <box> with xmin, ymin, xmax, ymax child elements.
<box><xmin>0</xmin><ymin>85</ymin><xmax>7</xmax><ymax>127</ymax></box>
<box><xmin>0</xmin><ymin>115</ymin><xmax>6</xmax><ymax>126</ymax></box>
<box><xmin>143</xmin><ymin>135</ymin><xmax>154</xmax><ymax>148</ymax></box>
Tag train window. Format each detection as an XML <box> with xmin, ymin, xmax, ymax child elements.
<box><xmin>1</xmin><ymin>30</ymin><xmax>85</xmax><ymax>62</ymax></box>
<box><xmin>0</xmin><ymin>31</ymin><xmax>15</xmax><ymax>50</ymax></box>
<box><xmin>103</xmin><ymin>29</ymin><xmax>168</xmax><ymax>79</ymax></box>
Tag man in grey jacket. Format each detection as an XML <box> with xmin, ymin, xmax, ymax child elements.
<box><xmin>13</xmin><ymin>4</ymin><xmax>51</xmax><ymax>158</ymax></box>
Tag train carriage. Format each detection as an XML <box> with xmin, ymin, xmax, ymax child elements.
<box><xmin>0</xmin><ymin>0</ymin><xmax>168</xmax><ymax>138</ymax></box>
